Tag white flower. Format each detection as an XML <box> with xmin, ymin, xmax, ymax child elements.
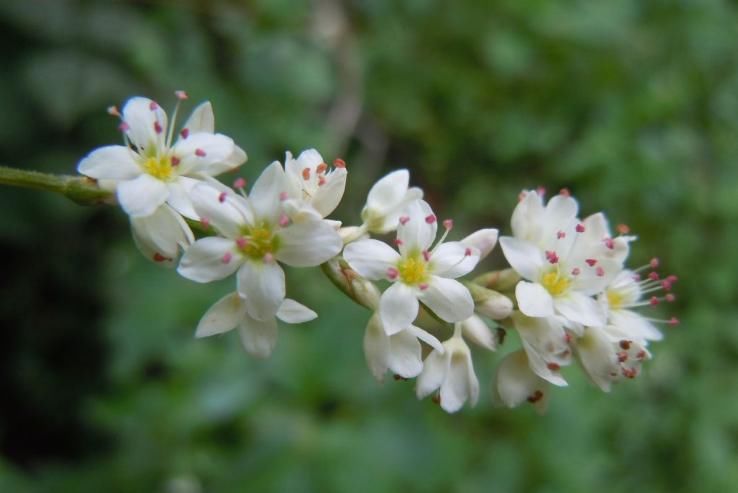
<box><xmin>575</xmin><ymin>326</ymin><xmax>651</xmax><ymax>392</ymax></box>
<box><xmin>284</xmin><ymin>149</ymin><xmax>347</xmax><ymax>218</ymax></box>
<box><xmin>494</xmin><ymin>350</ymin><xmax>550</xmax><ymax>414</ymax></box>
<box><xmin>344</xmin><ymin>199</ymin><xmax>480</xmax><ymax>334</ymax></box>
<box><xmin>77</xmin><ymin>95</ymin><xmax>247</xmax><ymax>262</ymax></box>
<box><xmin>195</xmin><ymin>292</ymin><xmax>317</xmax><ymax>358</ymax></box>
<box><xmin>360</xmin><ymin>169</ymin><xmax>423</xmax><ymax>234</ymax></box>
<box><xmin>511</xmin><ymin>311</ymin><xmax>571</xmax><ymax>386</ymax></box>
<box><xmin>500</xmin><ymin>190</ymin><xmax>623</xmax><ymax>329</ymax></box>
<box><xmin>177</xmin><ymin>162</ymin><xmax>342</xmax><ymax>322</ymax></box>
<box><xmin>416</xmin><ymin>329</ymin><xmax>479</xmax><ymax>413</ymax></box>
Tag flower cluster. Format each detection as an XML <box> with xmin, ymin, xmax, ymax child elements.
<box><xmin>76</xmin><ymin>94</ymin><xmax>679</xmax><ymax>414</ymax></box>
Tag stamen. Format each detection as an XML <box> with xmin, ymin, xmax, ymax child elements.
<box><xmin>195</xmin><ymin>148</ymin><xmax>207</xmax><ymax>157</ymax></box>
<box><xmin>333</xmin><ymin>158</ymin><xmax>346</xmax><ymax>168</ymax></box>
<box><xmin>619</xmin><ymin>340</ymin><xmax>631</xmax><ymax>350</ymax></box>
<box><xmin>425</xmin><ymin>214</ymin><xmax>436</xmax><ymax>224</ymax></box>
<box><xmin>149</xmin><ymin>101</ymin><xmax>159</xmax><ymax>111</ymax></box>
<box><xmin>316</xmin><ymin>163</ymin><xmax>328</xmax><ymax>174</ymax></box>
<box><xmin>518</xmin><ymin>191</ymin><xmax>527</xmax><ymax>202</ymax></box>
<box><xmin>394</xmin><ymin>238</ymin><xmax>403</xmax><ymax>246</ymax></box>
<box><xmin>279</xmin><ymin>192</ymin><xmax>288</xmax><ymax>201</ymax></box>
<box><xmin>279</xmin><ymin>214</ymin><xmax>290</xmax><ymax>227</ymax></box>
<box><xmin>419</xmin><ymin>283</ymin><xmax>429</xmax><ymax>291</ymax></box>
<box><xmin>180</xmin><ymin>128</ymin><xmax>190</xmax><ymax>139</ymax></box>
<box><xmin>617</xmin><ymin>223</ymin><xmax>630</xmax><ymax>234</ymax></box>
<box><xmin>399</xmin><ymin>216</ymin><xmax>410</xmax><ymax>225</ymax></box>
<box><xmin>547</xmin><ymin>362</ymin><xmax>560</xmax><ymax>371</ymax></box>
<box><xmin>585</xmin><ymin>258</ymin><xmax>597</xmax><ymax>266</ymax></box>
<box><xmin>318</xmin><ymin>176</ymin><xmax>326</xmax><ymax>186</ymax></box>
<box><xmin>527</xmin><ymin>390</ymin><xmax>544</xmax><ymax>403</ymax></box>
<box><xmin>665</xmin><ymin>293</ymin><xmax>676</xmax><ymax>302</ymax></box>
<box><xmin>302</xmin><ymin>168</ymin><xmax>311</xmax><ymax>180</ymax></box>
<box><xmin>648</xmin><ymin>272</ymin><xmax>659</xmax><ymax>281</ymax></box>
<box><xmin>171</xmin><ymin>156</ymin><xmax>180</xmax><ymax>166</ymax></box>
<box><xmin>233</xmin><ymin>177</ymin><xmax>246</xmax><ymax>189</ymax></box>
<box><xmin>118</xmin><ymin>122</ymin><xmax>130</xmax><ymax>132</ymax></box>
<box><xmin>622</xmin><ymin>368</ymin><xmax>638</xmax><ymax>379</ymax></box>
<box><xmin>263</xmin><ymin>253</ymin><xmax>275</xmax><ymax>263</ymax></box>
<box><xmin>154</xmin><ymin>121</ymin><xmax>163</xmax><ymax>134</ymax></box>
<box><xmin>221</xmin><ymin>252</ymin><xmax>232</xmax><ymax>264</ymax></box>
<box><xmin>559</xmin><ymin>188</ymin><xmax>570</xmax><ymax>197</ymax></box>
<box><xmin>668</xmin><ymin>317</ymin><xmax>679</xmax><ymax>326</ymax></box>
<box><xmin>536</xmin><ymin>186</ymin><xmax>546</xmax><ymax>198</ymax></box>
<box><xmin>175</xmin><ymin>90</ymin><xmax>188</xmax><ymax>100</ymax></box>
<box><xmin>387</xmin><ymin>267</ymin><xmax>399</xmax><ymax>280</ymax></box>
<box><xmin>153</xmin><ymin>252</ymin><xmax>168</xmax><ymax>262</ymax></box>
<box><xmin>545</xmin><ymin>250</ymin><xmax>559</xmax><ymax>264</ymax></box>
<box><xmin>443</xmin><ymin>219</ymin><xmax>453</xmax><ymax>230</ymax></box>
<box><xmin>649</xmin><ymin>296</ymin><xmax>660</xmax><ymax>306</ymax></box>
<box><xmin>576</xmin><ymin>223</ymin><xmax>585</xmax><ymax>233</ymax></box>
<box><xmin>557</xmin><ymin>230</ymin><xmax>566</xmax><ymax>239</ymax></box>
<box><xmin>571</xmin><ymin>267</ymin><xmax>580</xmax><ymax>276</ymax></box>
<box><xmin>464</xmin><ymin>247</ymin><xmax>472</xmax><ymax>257</ymax></box>
<box><xmin>200</xmin><ymin>217</ymin><xmax>210</xmax><ymax>228</ymax></box>
<box><xmin>235</xmin><ymin>237</ymin><xmax>248</xmax><ymax>249</ymax></box>
<box><xmin>650</xmin><ymin>257</ymin><xmax>660</xmax><ymax>269</ymax></box>
<box><xmin>218</xmin><ymin>192</ymin><xmax>227</xmax><ymax>203</ymax></box>
<box><xmin>636</xmin><ymin>350</ymin><xmax>647</xmax><ymax>360</ymax></box>
<box><xmin>666</xmin><ymin>275</ymin><xmax>678</xmax><ymax>283</ymax></box>
<box><xmin>617</xmin><ymin>351</ymin><xmax>628</xmax><ymax>363</ymax></box>
<box><xmin>107</xmin><ymin>105</ymin><xmax>120</xmax><ymax>117</ymax></box>
<box><xmin>604</xmin><ymin>237</ymin><xmax>615</xmax><ymax>250</ymax></box>
<box><xmin>596</xmin><ymin>266</ymin><xmax>605</xmax><ymax>277</ymax></box>
<box><xmin>422</xmin><ymin>250</ymin><xmax>431</xmax><ymax>261</ymax></box>
<box><xmin>431</xmin><ymin>394</ymin><xmax>441</xmax><ymax>405</ymax></box>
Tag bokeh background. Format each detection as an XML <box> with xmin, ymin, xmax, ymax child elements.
<box><xmin>1</xmin><ymin>0</ymin><xmax>736</xmax><ymax>491</ymax></box>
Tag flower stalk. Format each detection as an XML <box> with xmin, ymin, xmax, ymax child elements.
<box><xmin>0</xmin><ymin>165</ymin><xmax>113</xmax><ymax>205</ymax></box>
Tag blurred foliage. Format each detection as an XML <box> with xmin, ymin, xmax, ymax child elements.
<box><xmin>1</xmin><ymin>0</ymin><xmax>737</xmax><ymax>492</ymax></box>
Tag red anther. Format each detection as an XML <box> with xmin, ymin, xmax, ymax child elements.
<box><xmin>175</xmin><ymin>90</ymin><xmax>188</xmax><ymax>100</ymax></box>
<box><xmin>419</xmin><ymin>283</ymin><xmax>429</xmax><ymax>291</ymax></box>
<box><xmin>393</xmin><ymin>374</ymin><xmax>408</xmax><ymax>381</ymax></box>
<box><xmin>221</xmin><ymin>252</ymin><xmax>232</xmax><ymax>264</ymax></box>
<box><xmin>604</xmin><ymin>237</ymin><xmax>615</xmax><ymax>250</ymax></box>
<box><xmin>235</xmin><ymin>237</ymin><xmax>248</xmax><ymax>249</ymax></box>
<box><xmin>585</xmin><ymin>258</ymin><xmax>597</xmax><ymax>267</ymax></box>
<box><xmin>431</xmin><ymin>394</ymin><xmax>441</xmax><ymax>405</ymax></box>
<box><xmin>263</xmin><ymin>253</ymin><xmax>275</xmax><ymax>263</ymax></box>
<box><xmin>316</xmin><ymin>163</ymin><xmax>328</xmax><ymax>174</ymax></box>
<box><xmin>180</xmin><ymin>128</ymin><xmax>190</xmax><ymax>139</ymax></box>
<box><xmin>443</xmin><ymin>219</ymin><xmax>454</xmax><ymax>230</ymax></box>
<box><xmin>565</xmin><ymin>332</ymin><xmax>573</xmax><ymax>344</ymax></box>
<box><xmin>387</xmin><ymin>267</ymin><xmax>399</xmax><ymax>280</ymax></box>
<box><xmin>622</xmin><ymin>367</ymin><xmax>637</xmax><ymax>379</ymax></box>
<box><xmin>536</xmin><ymin>186</ymin><xmax>546</xmax><ymax>198</ymax></box>
<box><xmin>333</xmin><ymin>158</ymin><xmax>346</xmax><ymax>168</ymax></box>
<box><xmin>394</xmin><ymin>238</ymin><xmax>403</xmax><ymax>246</ymax></box>
<box><xmin>118</xmin><ymin>122</ymin><xmax>130</xmax><ymax>132</ymax></box>
<box><xmin>649</xmin><ymin>296</ymin><xmax>660</xmax><ymax>306</ymax></box>
<box><xmin>218</xmin><ymin>192</ymin><xmax>227</xmax><ymax>203</ymax></box>
<box><xmin>648</xmin><ymin>272</ymin><xmax>660</xmax><ymax>281</ymax></box>
<box><xmin>464</xmin><ymin>247</ymin><xmax>473</xmax><ymax>257</ymax></box>
<box><xmin>527</xmin><ymin>390</ymin><xmax>544</xmax><ymax>403</ymax></box>
<box><xmin>279</xmin><ymin>214</ymin><xmax>290</xmax><ymax>227</ymax></box>
<box><xmin>650</xmin><ymin>257</ymin><xmax>660</xmax><ymax>269</ymax></box>
<box><xmin>617</xmin><ymin>351</ymin><xmax>628</xmax><ymax>363</ymax></box>
<box><xmin>576</xmin><ymin>223</ymin><xmax>585</xmax><ymax>233</ymax></box>
<box><xmin>302</xmin><ymin>167</ymin><xmax>311</xmax><ymax>180</ymax></box>
<box><xmin>636</xmin><ymin>350</ymin><xmax>647</xmax><ymax>360</ymax></box>
<box><xmin>557</xmin><ymin>230</ymin><xmax>566</xmax><ymax>239</ymax></box>
<box><xmin>559</xmin><ymin>188</ymin><xmax>570</xmax><ymax>197</ymax></box>
<box><xmin>668</xmin><ymin>317</ymin><xmax>680</xmax><ymax>326</ymax></box>
<box><xmin>545</xmin><ymin>250</ymin><xmax>559</xmax><ymax>264</ymax></box>
<box><xmin>279</xmin><ymin>192</ymin><xmax>288</xmax><ymax>201</ymax></box>
<box><xmin>171</xmin><ymin>156</ymin><xmax>180</xmax><ymax>166</ymax></box>
<box><xmin>233</xmin><ymin>177</ymin><xmax>246</xmax><ymax>189</ymax></box>
<box><xmin>195</xmin><ymin>148</ymin><xmax>206</xmax><ymax>157</ymax></box>
<box><xmin>571</xmin><ymin>267</ymin><xmax>581</xmax><ymax>276</ymax></box>
<box><xmin>425</xmin><ymin>214</ymin><xmax>437</xmax><ymax>224</ymax></box>
<box><xmin>632</xmin><ymin>273</ymin><xmax>642</xmax><ymax>281</ymax></box>
<box><xmin>665</xmin><ymin>293</ymin><xmax>676</xmax><ymax>303</ymax></box>
<box><xmin>619</xmin><ymin>340</ymin><xmax>631</xmax><ymax>350</ymax></box>
<box><xmin>149</xmin><ymin>101</ymin><xmax>158</xmax><ymax>111</ymax></box>
<box><xmin>200</xmin><ymin>217</ymin><xmax>210</xmax><ymax>228</ymax></box>
<box><xmin>153</xmin><ymin>252</ymin><xmax>168</xmax><ymax>262</ymax></box>
<box><xmin>399</xmin><ymin>216</ymin><xmax>410</xmax><ymax>225</ymax></box>
<box><xmin>422</xmin><ymin>250</ymin><xmax>431</xmax><ymax>261</ymax></box>
<box><xmin>596</xmin><ymin>266</ymin><xmax>605</xmax><ymax>277</ymax></box>
<box><xmin>318</xmin><ymin>176</ymin><xmax>327</xmax><ymax>186</ymax></box>
<box><xmin>107</xmin><ymin>105</ymin><xmax>120</xmax><ymax>117</ymax></box>
<box><xmin>518</xmin><ymin>191</ymin><xmax>527</xmax><ymax>202</ymax></box>
<box><xmin>666</xmin><ymin>275</ymin><xmax>678</xmax><ymax>283</ymax></box>
<box><xmin>546</xmin><ymin>362</ymin><xmax>560</xmax><ymax>371</ymax></box>
<box><xmin>617</xmin><ymin>223</ymin><xmax>630</xmax><ymax>234</ymax></box>
<box><xmin>561</xmin><ymin>349</ymin><xmax>571</xmax><ymax>358</ymax></box>
<box><xmin>661</xmin><ymin>280</ymin><xmax>672</xmax><ymax>291</ymax></box>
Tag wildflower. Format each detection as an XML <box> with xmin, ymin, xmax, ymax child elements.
<box><xmin>416</xmin><ymin>325</ymin><xmax>479</xmax><ymax>413</ymax></box>
<box><xmin>575</xmin><ymin>326</ymin><xmax>651</xmax><ymax>392</ymax></box>
<box><xmin>511</xmin><ymin>311</ymin><xmax>571</xmax><ymax>386</ymax></box>
<box><xmin>195</xmin><ymin>292</ymin><xmax>317</xmax><ymax>358</ymax></box>
<box><xmin>284</xmin><ymin>149</ymin><xmax>347</xmax><ymax>218</ymax></box>
<box><xmin>177</xmin><ymin>162</ymin><xmax>342</xmax><ymax>321</ymax></box>
<box><xmin>344</xmin><ymin>200</ymin><xmax>480</xmax><ymax>334</ymax></box>
<box><xmin>494</xmin><ymin>350</ymin><xmax>550</xmax><ymax>414</ymax></box>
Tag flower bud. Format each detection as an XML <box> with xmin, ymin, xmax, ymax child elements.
<box><xmin>475</xmin><ymin>289</ymin><xmax>514</xmax><ymax>320</ymax></box>
<box><xmin>339</xmin><ymin>225</ymin><xmax>367</xmax><ymax>244</ymax></box>
<box><xmin>473</xmin><ymin>268</ymin><xmax>521</xmax><ymax>292</ymax></box>
<box><xmin>460</xmin><ymin>315</ymin><xmax>497</xmax><ymax>351</ymax></box>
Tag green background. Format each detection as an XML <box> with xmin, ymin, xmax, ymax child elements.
<box><xmin>0</xmin><ymin>1</ymin><xmax>735</xmax><ymax>491</ymax></box>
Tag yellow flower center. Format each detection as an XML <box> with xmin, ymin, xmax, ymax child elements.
<box><xmin>143</xmin><ymin>155</ymin><xmax>174</xmax><ymax>180</ymax></box>
<box><xmin>541</xmin><ymin>269</ymin><xmax>571</xmax><ymax>297</ymax></box>
<box><xmin>238</xmin><ymin>224</ymin><xmax>280</xmax><ymax>260</ymax></box>
<box><xmin>397</xmin><ymin>254</ymin><xmax>429</xmax><ymax>286</ymax></box>
<box><xmin>606</xmin><ymin>289</ymin><xmax>625</xmax><ymax>309</ymax></box>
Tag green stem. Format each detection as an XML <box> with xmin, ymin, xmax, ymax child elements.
<box><xmin>0</xmin><ymin>165</ymin><xmax>113</xmax><ymax>205</ymax></box>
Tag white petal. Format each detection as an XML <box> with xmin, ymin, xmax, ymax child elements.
<box><xmin>379</xmin><ymin>282</ymin><xmax>419</xmax><ymax>335</ymax></box>
<box><xmin>166</xmin><ymin>177</ymin><xmax>200</xmax><ymax>219</ymax></box>
<box><xmin>364</xmin><ymin>314</ymin><xmax>390</xmax><ymax>381</ymax></box>
<box><xmin>420</xmin><ymin>277</ymin><xmax>474</xmax><ymax>323</ymax></box>
<box><xmin>499</xmin><ymin>236</ymin><xmax>543</xmax><ymax>281</ymax></box>
<box><xmin>249</xmin><ymin>161</ymin><xmax>286</xmax><ymax>223</ymax></box>
<box><xmin>343</xmin><ymin>239</ymin><xmax>401</xmax><ymax>280</ymax></box>
<box><xmin>219</xmin><ymin>144</ymin><xmax>248</xmax><ymax>173</ymax></box>
<box><xmin>460</xmin><ymin>315</ymin><xmax>497</xmax><ymax>351</ymax></box>
<box><xmin>512</xmin><ymin>312</ymin><xmax>569</xmax><ymax>386</ymax></box>
<box><xmin>544</xmin><ymin>194</ymin><xmax>579</xmax><ymax>229</ymax></box>
<box><xmin>372</xmin><ymin>187</ymin><xmax>424</xmax><ymax>234</ymax></box>
<box><xmin>276</xmin><ymin>298</ymin><xmax>317</xmax><ymax>324</ymax></box>
<box><xmin>429</xmin><ymin>242</ymin><xmax>479</xmax><ymax>278</ymax></box>
<box><xmin>570</xmin><ymin>258</ymin><xmax>621</xmax><ymax>296</ymax></box>
<box><xmin>494</xmin><ymin>350</ymin><xmax>548</xmax><ymax>409</ymax></box>
<box><xmin>130</xmin><ymin>203</ymin><xmax>193</xmax><ymax>264</ymax></box>
<box><xmin>515</xmin><ymin>281</ymin><xmax>554</xmax><ymax>318</ymax></box>
<box><xmin>365</xmin><ymin>169</ymin><xmax>409</xmax><ymax>214</ymax></box>
<box><xmin>172</xmin><ymin>132</ymin><xmax>236</xmax><ymax>175</ymax></box>
<box><xmin>407</xmin><ymin>325</ymin><xmax>444</xmax><ymax>353</ymax></box>
<box><xmin>387</xmin><ymin>329</ymin><xmax>423</xmax><ymax>378</ymax></box>
<box><xmin>189</xmin><ymin>183</ymin><xmax>250</xmax><ymax>238</ymax></box>
<box><xmin>397</xmin><ymin>200</ymin><xmax>437</xmax><ymax>254</ymax></box>
<box><xmin>237</xmin><ymin>260</ymin><xmax>286</xmax><ymax>321</ymax></box>
<box><xmin>554</xmin><ymin>291</ymin><xmax>605</xmax><ymax>327</ymax></box>
<box><xmin>440</xmin><ymin>346</ymin><xmax>477</xmax><ymax>412</ymax></box>
<box><xmin>183</xmin><ymin>101</ymin><xmax>215</xmax><ymax>134</ymax></box>
<box><xmin>275</xmin><ymin>220</ymin><xmax>342</xmax><ymax>267</ymax></box>
<box><xmin>312</xmin><ymin>168</ymin><xmax>347</xmax><ymax>217</ymax></box>
<box><xmin>178</xmin><ymin>237</ymin><xmax>240</xmax><ymax>282</ymax></box>
<box><xmin>195</xmin><ymin>292</ymin><xmax>246</xmax><ymax>338</ymax></box>
<box><xmin>77</xmin><ymin>145</ymin><xmax>141</xmax><ymax>180</ymax></box>
<box><xmin>416</xmin><ymin>349</ymin><xmax>449</xmax><ymax>398</ymax></box>
<box><xmin>575</xmin><ymin>326</ymin><xmax>618</xmax><ymax>392</ymax></box>
<box><xmin>238</xmin><ymin>313</ymin><xmax>278</xmax><ymax>358</ymax></box>
<box><xmin>608</xmin><ymin>309</ymin><xmax>663</xmax><ymax>342</ymax></box>
<box><xmin>511</xmin><ymin>190</ymin><xmax>544</xmax><ymax>241</ymax></box>
<box><xmin>117</xmin><ymin>174</ymin><xmax>169</xmax><ymax>217</ymax></box>
<box><xmin>461</xmin><ymin>228</ymin><xmax>498</xmax><ymax>260</ymax></box>
<box><xmin>121</xmin><ymin>96</ymin><xmax>167</xmax><ymax>152</ymax></box>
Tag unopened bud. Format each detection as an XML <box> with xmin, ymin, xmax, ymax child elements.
<box><xmin>460</xmin><ymin>315</ymin><xmax>497</xmax><ymax>351</ymax></box>
<box><xmin>468</xmin><ymin>284</ymin><xmax>514</xmax><ymax>320</ymax></box>
<box><xmin>473</xmin><ymin>268</ymin><xmax>521</xmax><ymax>292</ymax></box>
<box><xmin>339</xmin><ymin>225</ymin><xmax>366</xmax><ymax>244</ymax></box>
<box><xmin>351</xmin><ymin>277</ymin><xmax>381</xmax><ymax>310</ymax></box>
